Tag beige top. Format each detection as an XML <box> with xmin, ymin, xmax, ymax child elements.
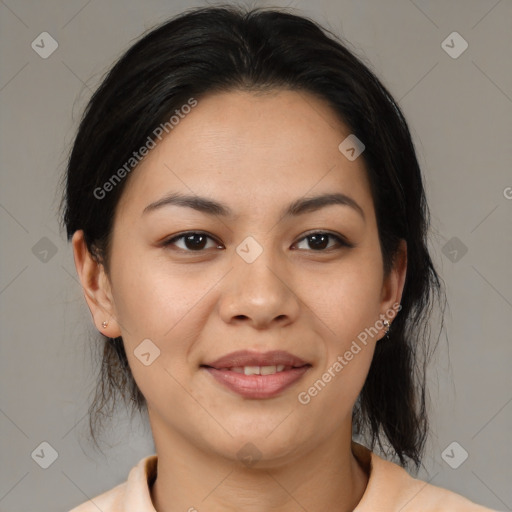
<box><xmin>69</xmin><ymin>442</ymin><xmax>496</xmax><ymax>511</ymax></box>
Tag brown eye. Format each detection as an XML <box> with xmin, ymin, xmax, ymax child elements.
<box><xmin>163</xmin><ymin>232</ymin><xmax>222</xmax><ymax>252</ymax></box>
<box><xmin>294</xmin><ymin>232</ymin><xmax>352</xmax><ymax>251</ymax></box>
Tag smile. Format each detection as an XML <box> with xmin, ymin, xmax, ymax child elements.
<box><xmin>200</xmin><ymin>350</ymin><xmax>312</xmax><ymax>399</ymax></box>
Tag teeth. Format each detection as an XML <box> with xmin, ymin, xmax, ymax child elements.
<box><xmin>227</xmin><ymin>365</ymin><xmax>289</xmax><ymax>375</ymax></box>
<box><xmin>260</xmin><ymin>365</ymin><xmax>277</xmax><ymax>375</ymax></box>
<box><xmin>244</xmin><ymin>366</ymin><xmax>262</xmax><ymax>375</ymax></box>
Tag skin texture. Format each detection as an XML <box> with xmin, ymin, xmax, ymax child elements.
<box><xmin>72</xmin><ymin>89</ymin><xmax>407</xmax><ymax>512</ymax></box>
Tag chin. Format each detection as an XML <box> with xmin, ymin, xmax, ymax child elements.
<box><xmin>210</xmin><ymin>426</ymin><xmax>308</xmax><ymax>467</ymax></box>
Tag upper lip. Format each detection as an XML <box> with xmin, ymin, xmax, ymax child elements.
<box><xmin>202</xmin><ymin>350</ymin><xmax>309</xmax><ymax>369</ymax></box>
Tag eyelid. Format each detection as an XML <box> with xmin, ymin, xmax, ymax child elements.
<box><xmin>162</xmin><ymin>231</ymin><xmax>222</xmax><ymax>249</ymax></box>
<box><xmin>162</xmin><ymin>230</ymin><xmax>354</xmax><ymax>252</ymax></box>
<box><xmin>297</xmin><ymin>229</ymin><xmax>354</xmax><ymax>248</ymax></box>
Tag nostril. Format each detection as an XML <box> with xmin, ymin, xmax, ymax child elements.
<box><xmin>234</xmin><ymin>315</ymin><xmax>248</xmax><ymax>320</ymax></box>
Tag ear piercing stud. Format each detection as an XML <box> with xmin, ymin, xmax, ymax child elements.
<box><xmin>102</xmin><ymin>320</ymin><xmax>109</xmax><ymax>328</ymax></box>
<box><xmin>383</xmin><ymin>319</ymin><xmax>391</xmax><ymax>337</ymax></box>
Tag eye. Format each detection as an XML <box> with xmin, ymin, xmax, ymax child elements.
<box><xmin>293</xmin><ymin>231</ymin><xmax>352</xmax><ymax>251</ymax></box>
<box><xmin>162</xmin><ymin>232</ymin><xmax>222</xmax><ymax>252</ymax></box>
<box><xmin>161</xmin><ymin>230</ymin><xmax>353</xmax><ymax>253</ymax></box>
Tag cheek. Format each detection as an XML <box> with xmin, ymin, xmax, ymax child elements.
<box><xmin>110</xmin><ymin>258</ymin><xmax>212</xmax><ymax>405</ymax></box>
<box><xmin>110</xmin><ymin>249</ymin><xmax>210</xmax><ymax>341</ymax></box>
<box><xmin>297</xmin><ymin>343</ymin><xmax>374</xmax><ymax>432</ymax></box>
<box><xmin>297</xmin><ymin>268</ymin><xmax>380</xmax><ymax>416</ymax></box>
<box><xmin>304</xmin><ymin>254</ymin><xmax>384</xmax><ymax>339</ymax></box>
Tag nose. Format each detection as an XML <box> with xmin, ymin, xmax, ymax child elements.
<box><xmin>217</xmin><ymin>245</ymin><xmax>301</xmax><ymax>330</ymax></box>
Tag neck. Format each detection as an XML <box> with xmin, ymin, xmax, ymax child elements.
<box><xmin>149</xmin><ymin>417</ymin><xmax>368</xmax><ymax>512</ymax></box>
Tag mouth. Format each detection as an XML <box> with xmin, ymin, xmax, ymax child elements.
<box><xmin>200</xmin><ymin>350</ymin><xmax>312</xmax><ymax>399</ymax></box>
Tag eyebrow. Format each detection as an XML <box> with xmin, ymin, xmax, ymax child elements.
<box><xmin>142</xmin><ymin>191</ymin><xmax>365</xmax><ymax>221</ymax></box>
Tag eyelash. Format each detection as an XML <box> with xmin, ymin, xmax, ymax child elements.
<box><xmin>161</xmin><ymin>230</ymin><xmax>354</xmax><ymax>253</ymax></box>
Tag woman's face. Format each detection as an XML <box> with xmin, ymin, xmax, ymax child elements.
<box><xmin>74</xmin><ymin>89</ymin><xmax>406</xmax><ymax>465</ymax></box>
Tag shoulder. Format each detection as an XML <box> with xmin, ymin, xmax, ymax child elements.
<box><xmin>68</xmin><ymin>455</ymin><xmax>157</xmax><ymax>512</ymax></box>
<box><xmin>393</xmin><ymin>472</ymin><xmax>497</xmax><ymax>512</ymax></box>
<box><xmin>352</xmin><ymin>442</ymin><xmax>497</xmax><ymax>512</ymax></box>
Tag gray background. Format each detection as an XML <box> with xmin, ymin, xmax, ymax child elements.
<box><xmin>0</xmin><ymin>0</ymin><xmax>511</xmax><ymax>511</ymax></box>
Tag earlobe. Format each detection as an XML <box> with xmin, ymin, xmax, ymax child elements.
<box><xmin>71</xmin><ymin>230</ymin><xmax>122</xmax><ymax>338</ymax></box>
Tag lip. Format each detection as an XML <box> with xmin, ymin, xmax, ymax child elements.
<box><xmin>202</xmin><ymin>350</ymin><xmax>309</xmax><ymax>369</ymax></box>
<box><xmin>201</xmin><ymin>350</ymin><xmax>311</xmax><ymax>399</ymax></box>
<box><xmin>203</xmin><ymin>367</ymin><xmax>310</xmax><ymax>399</ymax></box>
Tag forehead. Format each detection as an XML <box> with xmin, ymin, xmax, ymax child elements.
<box><xmin>115</xmin><ymin>89</ymin><xmax>373</xmax><ymax>221</ymax></box>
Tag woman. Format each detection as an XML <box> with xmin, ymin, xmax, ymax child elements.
<box><xmin>62</xmin><ymin>5</ymin><xmax>495</xmax><ymax>511</ymax></box>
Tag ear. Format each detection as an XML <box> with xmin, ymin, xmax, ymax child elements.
<box><xmin>71</xmin><ymin>230</ymin><xmax>122</xmax><ymax>338</ymax></box>
<box><xmin>380</xmin><ymin>239</ymin><xmax>407</xmax><ymax>317</ymax></box>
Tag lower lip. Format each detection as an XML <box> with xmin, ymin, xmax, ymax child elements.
<box><xmin>202</xmin><ymin>366</ymin><xmax>310</xmax><ymax>399</ymax></box>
